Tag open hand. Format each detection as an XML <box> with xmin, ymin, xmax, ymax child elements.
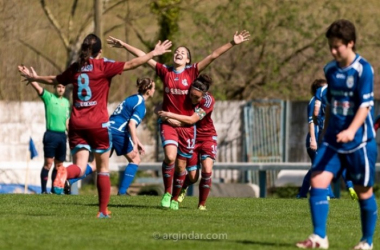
<box><xmin>233</xmin><ymin>30</ymin><xmax>250</xmax><ymax>45</ymax></box>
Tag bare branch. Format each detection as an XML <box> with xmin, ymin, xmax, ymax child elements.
<box><xmin>18</xmin><ymin>39</ymin><xmax>62</xmax><ymax>72</ymax></box>
<box><xmin>40</xmin><ymin>0</ymin><xmax>69</xmax><ymax>48</ymax></box>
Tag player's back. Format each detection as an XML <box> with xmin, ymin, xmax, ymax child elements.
<box><xmin>109</xmin><ymin>94</ymin><xmax>146</xmax><ymax>133</ymax></box>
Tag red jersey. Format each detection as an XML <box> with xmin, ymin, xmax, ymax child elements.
<box><xmin>195</xmin><ymin>93</ymin><xmax>217</xmax><ymax>139</ymax></box>
<box><xmin>156</xmin><ymin>62</ymin><xmax>199</xmax><ymax>116</ymax></box>
<box><xmin>56</xmin><ymin>58</ymin><xmax>124</xmax><ymax>129</ymax></box>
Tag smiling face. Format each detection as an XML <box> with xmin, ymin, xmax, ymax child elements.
<box><xmin>173</xmin><ymin>47</ymin><xmax>190</xmax><ymax>67</ymax></box>
<box><xmin>189</xmin><ymin>87</ymin><xmax>203</xmax><ymax>105</ymax></box>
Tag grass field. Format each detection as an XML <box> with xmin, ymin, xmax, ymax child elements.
<box><xmin>0</xmin><ymin>194</ymin><xmax>378</xmax><ymax>250</ymax></box>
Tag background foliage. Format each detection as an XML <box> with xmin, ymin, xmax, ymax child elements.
<box><xmin>2</xmin><ymin>0</ymin><xmax>380</xmax><ymax>103</ymax></box>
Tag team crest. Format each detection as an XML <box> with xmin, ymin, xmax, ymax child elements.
<box><xmin>182</xmin><ymin>79</ymin><xmax>188</xmax><ymax>86</ymax></box>
<box><xmin>346</xmin><ymin>76</ymin><xmax>354</xmax><ymax>88</ymax></box>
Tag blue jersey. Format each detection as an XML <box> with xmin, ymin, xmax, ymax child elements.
<box><xmin>109</xmin><ymin>94</ymin><xmax>146</xmax><ymax>134</ymax></box>
<box><xmin>323</xmin><ymin>54</ymin><xmax>375</xmax><ymax>152</ymax></box>
<box><xmin>305</xmin><ymin>96</ymin><xmax>319</xmax><ymax>149</ymax></box>
<box><xmin>314</xmin><ymin>85</ymin><xmax>327</xmax><ymax>132</ymax></box>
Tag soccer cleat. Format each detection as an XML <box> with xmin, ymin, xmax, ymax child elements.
<box><xmin>160</xmin><ymin>192</ymin><xmax>172</xmax><ymax>208</ymax></box>
<box><xmin>64</xmin><ymin>180</ymin><xmax>71</xmax><ymax>195</ymax></box>
<box><xmin>352</xmin><ymin>241</ymin><xmax>373</xmax><ymax>250</ymax></box>
<box><xmin>170</xmin><ymin>200</ymin><xmax>179</xmax><ymax>210</ymax></box>
<box><xmin>296</xmin><ymin>234</ymin><xmax>329</xmax><ymax>249</ymax></box>
<box><xmin>198</xmin><ymin>205</ymin><xmax>207</xmax><ymax>211</ymax></box>
<box><xmin>296</xmin><ymin>194</ymin><xmax>307</xmax><ymax>199</ymax></box>
<box><xmin>348</xmin><ymin>187</ymin><xmax>358</xmax><ymax>201</ymax></box>
<box><xmin>97</xmin><ymin>212</ymin><xmax>111</xmax><ymax>219</ymax></box>
<box><xmin>53</xmin><ymin>167</ymin><xmax>67</xmax><ymax>195</ymax></box>
<box><xmin>177</xmin><ymin>187</ymin><xmax>188</xmax><ymax>203</ymax></box>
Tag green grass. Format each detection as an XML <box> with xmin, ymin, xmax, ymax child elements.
<box><xmin>0</xmin><ymin>195</ymin><xmax>378</xmax><ymax>250</ymax></box>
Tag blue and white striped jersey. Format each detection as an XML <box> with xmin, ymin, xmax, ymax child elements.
<box><xmin>323</xmin><ymin>54</ymin><xmax>375</xmax><ymax>152</ymax></box>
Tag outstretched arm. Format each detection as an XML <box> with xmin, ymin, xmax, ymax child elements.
<box><xmin>18</xmin><ymin>65</ymin><xmax>44</xmax><ymax>95</ymax></box>
<box><xmin>18</xmin><ymin>65</ymin><xmax>57</xmax><ymax>85</ymax></box>
<box><xmin>197</xmin><ymin>30</ymin><xmax>250</xmax><ymax>72</ymax></box>
<box><xmin>107</xmin><ymin>36</ymin><xmax>171</xmax><ymax>70</ymax></box>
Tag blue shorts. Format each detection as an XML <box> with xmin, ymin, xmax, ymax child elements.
<box><xmin>312</xmin><ymin>139</ymin><xmax>377</xmax><ymax>187</ymax></box>
<box><xmin>43</xmin><ymin>130</ymin><xmax>67</xmax><ymax>162</ymax></box>
<box><xmin>111</xmin><ymin>130</ymin><xmax>133</xmax><ymax>156</ymax></box>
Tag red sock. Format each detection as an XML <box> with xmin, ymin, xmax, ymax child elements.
<box><xmin>172</xmin><ymin>171</ymin><xmax>187</xmax><ymax>201</ymax></box>
<box><xmin>162</xmin><ymin>162</ymin><xmax>174</xmax><ymax>194</ymax></box>
<box><xmin>66</xmin><ymin>164</ymin><xmax>82</xmax><ymax>179</ymax></box>
<box><xmin>199</xmin><ymin>172</ymin><xmax>212</xmax><ymax>206</ymax></box>
<box><xmin>97</xmin><ymin>173</ymin><xmax>110</xmax><ymax>214</ymax></box>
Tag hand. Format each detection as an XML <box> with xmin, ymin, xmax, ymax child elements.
<box><xmin>310</xmin><ymin>140</ymin><xmax>317</xmax><ymax>151</ymax></box>
<box><xmin>106</xmin><ymin>36</ymin><xmax>125</xmax><ymax>48</ymax></box>
<box><xmin>158</xmin><ymin>110</ymin><xmax>170</xmax><ymax>119</ymax></box>
<box><xmin>18</xmin><ymin>65</ymin><xmax>38</xmax><ymax>83</ymax></box>
<box><xmin>232</xmin><ymin>30</ymin><xmax>250</xmax><ymax>45</ymax></box>
<box><xmin>137</xmin><ymin>142</ymin><xmax>146</xmax><ymax>155</ymax></box>
<box><xmin>336</xmin><ymin>129</ymin><xmax>355</xmax><ymax>143</ymax></box>
<box><xmin>152</xmin><ymin>40</ymin><xmax>172</xmax><ymax>56</ymax></box>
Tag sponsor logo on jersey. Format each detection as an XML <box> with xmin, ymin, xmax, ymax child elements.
<box><xmin>74</xmin><ymin>101</ymin><xmax>97</xmax><ymax>108</ymax></box>
<box><xmin>168</xmin><ymin>88</ymin><xmax>188</xmax><ymax>95</ymax></box>
<box><xmin>182</xmin><ymin>79</ymin><xmax>188</xmax><ymax>86</ymax></box>
<box><xmin>346</xmin><ymin>75</ymin><xmax>354</xmax><ymax>88</ymax></box>
<box><xmin>336</xmin><ymin>73</ymin><xmax>346</xmax><ymax>79</ymax></box>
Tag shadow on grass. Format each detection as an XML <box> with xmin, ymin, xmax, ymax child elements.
<box><xmin>236</xmin><ymin>240</ymin><xmax>295</xmax><ymax>248</ymax></box>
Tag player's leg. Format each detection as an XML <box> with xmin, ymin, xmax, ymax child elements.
<box><xmin>41</xmin><ymin>130</ymin><xmax>59</xmax><ymax>194</ymax></box>
<box><xmin>297</xmin><ymin>147</ymin><xmax>316</xmax><ymax>198</ymax></box>
<box><xmin>159</xmin><ymin>123</ymin><xmax>178</xmax><ymax>207</ymax></box>
<box><xmin>341</xmin><ymin>168</ymin><xmax>357</xmax><ymax>201</ymax></box>
<box><xmin>170</xmin><ymin>127</ymin><xmax>195</xmax><ymax>210</ymax></box>
<box><xmin>198</xmin><ymin>138</ymin><xmax>217</xmax><ymax>210</ymax></box>
<box><xmin>296</xmin><ymin>145</ymin><xmax>339</xmax><ymax>249</ymax></box>
<box><xmin>118</xmin><ymin>136</ymin><xmax>141</xmax><ymax>195</ymax></box>
<box><xmin>40</xmin><ymin>157</ymin><xmax>54</xmax><ymax>194</ymax></box>
<box><xmin>348</xmin><ymin>140</ymin><xmax>377</xmax><ymax>249</ymax></box>
<box><xmin>178</xmin><ymin>154</ymin><xmax>200</xmax><ymax>203</ymax></box>
<box><xmin>54</xmin><ymin>133</ymin><xmax>67</xmax><ymax>194</ymax></box>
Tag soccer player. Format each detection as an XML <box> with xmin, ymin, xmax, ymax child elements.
<box><xmin>296</xmin><ymin>19</ymin><xmax>377</xmax><ymax>250</ymax></box>
<box><xmin>158</xmin><ymin>74</ymin><xmax>216</xmax><ymax>210</ymax></box>
<box><xmin>19</xmin><ymin>73</ymin><xmax>70</xmax><ymax>194</ymax></box>
<box><xmin>107</xmin><ymin>30</ymin><xmax>250</xmax><ymax>208</ymax></box>
<box><xmin>109</xmin><ymin>78</ymin><xmax>155</xmax><ymax>195</ymax></box>
<box><xmin>18</xmin><ymin>33</ymin><xmax>172</xmax><ymax>218</ymax></box>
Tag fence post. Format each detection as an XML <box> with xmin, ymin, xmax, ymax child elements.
<box><xmin>259</xmin><ymin>170</ymin><xmax>266</xmax><ymax>198</ymax></box>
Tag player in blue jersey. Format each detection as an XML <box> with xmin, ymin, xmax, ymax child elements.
<box><xmin>109</xmin><ymin>78</ymin><xmax>155</xmax><ymax>195</ymax></box>
<box><xmin>298</xmin><ymin>79</ymin><xmax>357</xmax><ymax>200</ymax></box>
<box><xmin>297</xmin><ymin>19</ymin><xmax>377</xmax><ymax>250</ymax></box>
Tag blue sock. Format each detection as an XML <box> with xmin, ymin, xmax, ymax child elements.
<box><xmin>341</xmin><ymin>169</ymin><xmax>354</xmax><ymax>189</ymax></box>
<box><xmin>69</xmin><ymin>164</ymin><xmax>93</xmax><ymax>185</ymax></box>
<box><xmin>309</xmin><ymin>188</ymin><xmax>329</xmax><ymax>238</ymax></box>
<box><xmin>298</xmin><ymin>170</ymin><xmax>311</xmax><ymax>197</ymax></box>
<box><xmin>359</xmin><ymin>195</ymin><xmax>378</xmax><ymax>245</ymax></box>
<box><xmin>118</xmin><ymin>163</ymin><xmax>138</xmax><ymax>195</ymax></box>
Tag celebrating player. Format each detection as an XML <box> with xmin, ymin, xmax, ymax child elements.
<box><xmin>109</xmin><ymin>78</ymin><xmax>155</xmax><ymax>195</ymax></box>
<box><xmin>107</xmin><ymin>30</ymin><xmax>250</xmax><ymax>208</ymax></box>
<box><xmin>296</xmin><ymin>19</ymin><xmax>377</xmax><ymax>250</ymax></box>
<box><xmin>18</xmin><ymin>33</ymin><xmax>172</xmax><ymax>218</ymax></box>
<box><xmin>158</xmin><ymin>74</ymin><xmax>216</xmax><ymax>210</ymax></box>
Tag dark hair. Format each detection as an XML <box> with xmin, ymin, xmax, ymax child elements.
<box><xmin>76</xmin><ymin>34</ymin><xmax>102</xmax><ymax>71</ymax></box>
<box><xmin>326</xmin><ymin>19</ymin><xmax>356</xmax><ymax>51</ymax></box>
<box><xmin>311</xmin><ymin>79</ymin><xmax>327</xmax><ymax>96</ymax></box>
<box><xmin>192</xmin><ymin>74</ymin><xmax>213</xmax><ymax>92</ymax></box>
<box><xmin>175</xmin><ymin>46</ymin><xmax>192</xmax><ymax>65</ymax></box>
<box><xmin>137</xmin><ymin>78</ymin><xmax>154</xmax><ymax>95</ymax></box>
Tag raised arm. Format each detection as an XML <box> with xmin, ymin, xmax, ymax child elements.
<box><xmin>107</xmin><ymin>36</ymin><xmax>171</xmax><ymax>70</ymax></box>
<box><xmin>158</xmin><ymin>110</ymin><xmax>200</xmax><ymax>125</ymax></box>
<box><xmin>18</xmin><ymin>65</ymin><xmax>57</xmax><ymax>85</ymax></box>
<box><xmin>197</xmin><ymin>30</ymin><xmax>250</xmax><ymax>72</ymax></box>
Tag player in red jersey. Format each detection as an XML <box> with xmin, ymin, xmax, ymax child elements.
<box><xmin>107</xmin><ymin>30</ymin><xmax>249</xmax><ymax>208</ymax></box>
<box><xmin>158</xmin><ymin>74</ymin><xmax>216</xmax><ymax>210</ymax></box>
<box><xmin>18</xmin><ymin>33</ymin><xmax>172</xmax><ymax>218</ymax></box>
